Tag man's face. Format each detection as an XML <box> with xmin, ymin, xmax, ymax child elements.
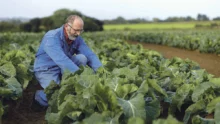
<box><xmin>66</xmin><ymin>19</ymin><xmax>84</xmax><ymax>40</ymax></box>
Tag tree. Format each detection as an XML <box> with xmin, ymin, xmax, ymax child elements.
<box><xmin>29</xmin><ymin>18</ymin><xmax>41</xmax><ymax>32</ymax></box>
<box><xmin>20</xmin><ymin>22</ymin><xmax>32</xmax><ymax>32</ymax></box>
<box><xmin>0</xmin><ymin>21</ymin><xmax>19</xmax><ymax>32</ymax></box>
<box><xmin>52</xmin><ymin>9</ymin><xmax>82</xmax><ymax>28</ymax></box>
<box><xmin>114</xmin><ymin>16</ymin><xmax>126</xmax><ymax>24</ymax></box>
<box><xmin>41</xmin><ymin>17</ymin><xmax>54</xmax><ymax>31</ymax></box>
<box><xmin>51</xmin><ymin>8</ymin><xmax>103</xmax><ymax>32</ymax></box>
<box><xmin>152</xmin><ymin>18</ymin><xmax>161</xmax><ymax>22</ymax></box>
<box><xmin>197</xmin><ymin>14</ymin><xmax>209</xmax><ymax>21</ymax></box>
<box><xmin>5</xmin><ymin>8</ymin><xmax>103</xmax><ymax>32</ymax></box>
<box><xmin>213</xmin><ymin>17</ymin><xmax>220</xmax><ymax>21</ymax></box>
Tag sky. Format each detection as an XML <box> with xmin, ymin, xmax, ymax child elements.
<box><xmin>0</xmin><ymin>0</ymin><xmax>219</xmax><ymax>20</ymax></box>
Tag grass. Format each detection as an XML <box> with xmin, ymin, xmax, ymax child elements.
<box><xmin>103</xmin><ymin>21</ymin><xmax>220</xmax><ymax>30</ymax></box>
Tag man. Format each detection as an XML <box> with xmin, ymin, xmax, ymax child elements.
<box><xmin>32</xmin><ymin>15</ymin><xmax>102</xmax><ymax>108</ymax></box>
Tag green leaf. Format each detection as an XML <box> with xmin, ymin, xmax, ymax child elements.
<box><xmin>136</xmin><ymin>80</ymin><xmax>148</xmax><ymax>95</ymax></box>
<box><xmin>0</xmin><ymin>62</ymin><xmax>16</xmax><ymax>77</ymax></box>
<box><xmin>101</xmin><ymin>111</ymin><xmax>123</xmax><ymax>124</ymax></box>
<box><xmin>77</xmin><ymin>72</ymin><xmax>98</xmax><ymax>90</ymax></box>
<box><xmin>47</xmin><ymin>90</ymin><xmax>59</xmax><ymax>113</ymax></box>
<box><xmin>192</xmin><ymin>82</ymin><xmax>216</xmax><ymax>102</ymax></box>
<box><xmin>153</xmin><ymin>115</ymin><xmax>183</xmax><ymax>124</ymax></box>
<box><xmin>94</xmin><ymin>82</ymin><xmax>118</xmax><ymax>112</ymax></box>
<box><xmin>117</xmin><ymin>94</ymin><xmax>146</xmax><ymax>120</ymax></box>
<box><xmin>112</xmin><ymin>66</ymin><xmax>139</xmax><ymax>80</ymax></box>
<box><xmin>214</xmin><ymin>102</ymin><xmax>220</xmax><ymax>124</ymax></box>
<box><xmin>190</xmin><ymin>69</ymin><xmax>206</xmax><ymax>84</ymax></box>
<box><xmin>57</xmin><ymin>84</ymin><xmax>75</xmax><ymax>106</ymax></box>
<box><xmin>66</xmin><ymin>111</ymin><xmax>82</xmax><ymax>121</ymax></box>
<box><xmin>206</xmin><ymin>97</ymin><xmax>220</xmax><ymax>114</ymax></box>
<box><xmin>0</xmin><ymin>101</ymin><xmax>4</xmax><ymax>121</ymax></box>
<box><xmin>82</xmin><ymin>112</ymin><xmax>103</xmax><ymax>124</ymax></box>
<box><xmin>44</xmin><ymin>81</ymin><xmax>60</xmax><ymax>101</ymax></box>
<box><xmin>145</xmin><ymin>99</ymin><xmax>160</xmax><ymax>123</ymax></box>
<box><xmin>16</xmin><ymin>63</ymin><xmax>32</xmax><ymax>89</ymax></box>
<box><xmin>147</xmin><ymin>79</ymin><xmax>167</xmax><ymax>97</ymax></box>
<box><xmin>45</xmin><ymin>113</ymin><xmax>61</xmax><ymax>124</ymax></box>
<box><xmin>192</xmin><ymin>115</ymin><xmax>215</xmax><ymax>124</ymax></box>
<box><xmin>0</xmin><ymin>87</ymin><xmax>13</xmax><ymax>96</ymax></box>
<box><xmin>128</xmin><ymin>117</ymin><xmax>145</xmax><ymax>124</ymax></box>
<box><xmin>116</xmin><ymin>83</ymin><xmax>138</xmax><ymax>99</ymax></box>
<box><xmin>55</xmin><ymin>95</ymin><xmax>76</xmax><ymax>124</ymax></box>
<box><xmin>105</xmin><ymin>77</ymin><xmax>120</xmax><ymax>92</ymax></box>
<box><xmin>15</xmin><ymin>50</ymin><xmax>26</xmax><ymax>58</ymax></box>
<box><xmin>172</xmin><ymin>84</ymin><xmax>194</xmax><ymax>111</ymax></box>
<box><xmin>5</xmin><ymin>77</ymin><xmax>22</xmax><ymax>100</ymax></box>
<box><xmin>210</xmin><ymin>78</ymin><xmax>220</xmax><ymax>87</ymax></box>
<box><xmin>183</xmin><ymin>100</ymin><xmax>206</xmax><ymax>124</ymax></box>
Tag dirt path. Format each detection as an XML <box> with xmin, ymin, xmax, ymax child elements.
<box><xmin>128</xmin><ymin>41</ymin><xmax>220</xmax><ymax>77</ymax></box>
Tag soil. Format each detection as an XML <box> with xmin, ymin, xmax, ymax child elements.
<box><xmin>1</xmin><ymin>83</ymin><xmax>47</xmax><ymax>124</ymax></box>
<box><xmin>2</xmin><ymin>41</ymin><xmax>220</xmax><ymax>124</ymax></box>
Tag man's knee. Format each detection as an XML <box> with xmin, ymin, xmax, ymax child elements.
<box><xmin>73</xmin><ymin>54</ymin><xmax>88</xmax><ymax>66</ymax></box>
<box><xmin>34</xmin><ymin>69</ymin><xmax>61</xmax><ymax>89</ymax></box>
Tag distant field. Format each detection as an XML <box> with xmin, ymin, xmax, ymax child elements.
<box><xmin>103</xmin><ymin>21</ymin><xmax>219</xmax><ymax>30</ymax></box>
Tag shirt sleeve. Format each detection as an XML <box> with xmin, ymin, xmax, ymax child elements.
<box><xmin>77</xmin><ymin>37</ymin><xmax>102</xmax><ymax>71</ymax></box>
<box><xmin>43</xmin><ymin>37</ymin><xmax>80</xmax><ymax>73</ymax></box>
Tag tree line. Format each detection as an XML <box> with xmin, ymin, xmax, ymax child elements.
<box><xmin>1</xmin><ymin>11</ymin><xmax>220</xmax><ymax>32</ymax></box>
<box><xmin>0</xmin><ymin>9</ymin><xmax>103</xmax><ymax>32</ymax></box>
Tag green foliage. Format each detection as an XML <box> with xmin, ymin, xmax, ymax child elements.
<box><xmin>128</xmin><ymin>117</ymin><xmax>145</xmax><ymax>124</ymax></box>
<box><xmin>0</xmin><ymin>62</ymin><xmax>16</xmax><ymax>77</ymax></box>
<box><xmin>1</xmin><ymin>31</ymin><xmax>220</xmax><ymax>123</ymax></box>
<box><xmin>192</xmin><ymin>115</ymin><xmax>215</xmax><ymax>124</ymax></box>
<box><xmin>0</xmin><ymin>101</ymin><xmax>3</xmax><ymax>122</ymax></box>
<box><xmin>215</xmin><ymin>103</ymin><xmax>220</xmax><ymax>124</ymax></box>
<box><xmin>52</xmin><ymin>9</ymin><xmax>82</xmax><ymax>28</ymax></box>
<box><xmin>85</xmin><ymin>30</ymin><xmax>220</xmax><ymax>54</ymax></box>
<box><xmin>206</xmin><ymin>97</ymin><xmax>220</xmax><ymax>113</ymax></box>
<box><xmin>153</xmin><ymin>115</ymin><xmax>183</xmax><ymax>124</ymax></box>
<box><xmin>0</xmin><ymin>21</ymin><xmax>20</xmax><ymax>32</ymax></box>
<box><xmin>183</xmin><ymin>100</ymin><xmax>206</xmax><ymax>124</ymax></box>
<box><xmin>145</xmin><ymin>99</ymin><xmax>161</xmax><ymax>123</ymax></box>
<box><xmin>117</xmin><ymin>94</ymin><xmax>146</xmax><ymax>120</ymax></box>
<box><xmin>192</xmin><ymin>82</ymin><xmax>216</xmax><ymax>102</ymax></box>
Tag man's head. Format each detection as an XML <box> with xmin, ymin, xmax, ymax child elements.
<box><xmin>65</xmin><ymin>15</ymin><xmax>84</xmax><ymax>40</ymax></box>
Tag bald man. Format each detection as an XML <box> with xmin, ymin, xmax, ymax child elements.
<box><xmin>32</xmin><ymin>15</ymin><xmax>102</xmax><ymax>109</ymax></box>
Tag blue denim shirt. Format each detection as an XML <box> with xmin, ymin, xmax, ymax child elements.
<box><xmin>34</xmin><ymin>25</ymin><xmax>102</xmax><ymax>73</ymax></box>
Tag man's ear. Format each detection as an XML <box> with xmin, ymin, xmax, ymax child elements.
<box><xmin>64</xmin><ymin>23</ymin><xmax>68</xmax><ymax>28</ymax></box>
<box><xmin>64</xmin><ymin>24</ymin><xmax>69</xmax><ymax>31</ymax></box>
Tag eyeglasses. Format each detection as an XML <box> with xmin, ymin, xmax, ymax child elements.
<box><xmin>67</xmin><ymin>23</ymin><xmax>84</xmax><ymax>33</ymax></box>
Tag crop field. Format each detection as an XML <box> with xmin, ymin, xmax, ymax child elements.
<box><xmin>104</xmin><ymin>21</ymin><xmax>220</xmax><ymax>30</ymax></box>
<box><xmin>1</xmin><ymin>30</ymin><xmax>220</xmax><ymax>124</ymax></box>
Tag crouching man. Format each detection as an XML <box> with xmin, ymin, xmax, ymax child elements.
<box><xmin>32</xmin><ymin>15</ymin><xmax>102</xmax><ymax>110</ymax></box>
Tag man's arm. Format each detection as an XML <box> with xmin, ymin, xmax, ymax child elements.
<box><xmin>43</xmin><ymin>37</ymin><xmax>80</xmax><ymax>73</ymax></box>
<box><xmin>77</xmin><ymin>37</ymin><xmax>102</xmax><ymax>71</ymax></box>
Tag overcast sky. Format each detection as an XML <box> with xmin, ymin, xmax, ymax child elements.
<box><xmin>0</xmin><ymin>0</ymin><xmax>219</xmax><ymax>20</ymax></box>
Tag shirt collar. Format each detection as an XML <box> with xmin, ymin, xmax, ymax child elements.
<box><xmin>63</xmin><ymin>26</ymin><xmax>73</xmax><ymax>45</ymax></box>
<box><xmin>60</xmin><ymin>25</ymin><xmax>73</xmax><ymax>45</ymax></box>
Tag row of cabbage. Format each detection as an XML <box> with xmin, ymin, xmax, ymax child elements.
<box><xmin>84</xmin><ymin>29</ymin><xmax>220</xmax><ymax>54</ymax></box>
<box><xmin>0</xmin><ymin>33</ymin><xmax>42</xmax><ymax>121</ymax></box>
